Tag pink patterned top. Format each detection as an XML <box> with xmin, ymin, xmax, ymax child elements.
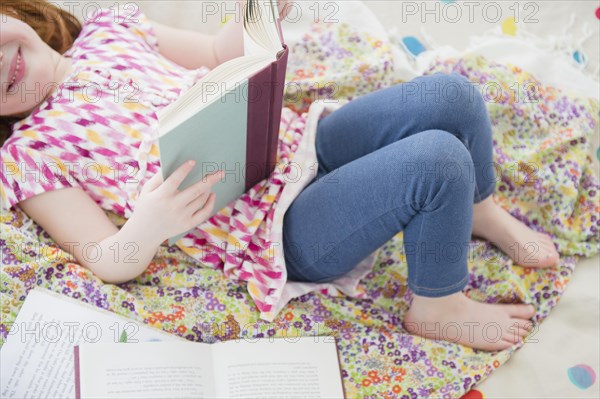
<box><xmin>0</xmin><ymin>5</ymin><xmax>373</xmax><ymax>321</ymax></box>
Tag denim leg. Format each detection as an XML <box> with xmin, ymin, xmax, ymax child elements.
<box><xmin>283</xmin><ymin>130</ymin><xmax>475</xmax><ymax>296</ymax></box>
<box><xmin>314</xmin><ymin>72</ymin><xmax>496</xmax><ymax>203</ymax></box>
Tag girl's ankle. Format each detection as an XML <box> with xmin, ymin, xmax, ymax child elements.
<box><xmin>410</xmin><ymin>291</ymin><xmax>465</xmax><ymax>314</ymax></box>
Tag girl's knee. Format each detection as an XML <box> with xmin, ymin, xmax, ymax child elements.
<box><xmin>418</xmin><ymin>72</ymin><xmax>486</xmax><ymax>116</ymax></box>
<box><xmin>412</xmin><ymin>130</ymin><xmax>473</xmax><ymax>165</ymax></box>
<box><xmin>403</xmin><ymin>130</ymin><xmax>476</xmax><ymax>195</ymax></box>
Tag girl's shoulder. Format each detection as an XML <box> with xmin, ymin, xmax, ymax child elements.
<box><xmin>72</xmin><ymin>3</ymin><xmax>159</xmax><ymax>54</ymax></box>
<box><xmin>8</xmin><ymin>4</ymin><xmax>164</xmax><ymax>134</ymax></box>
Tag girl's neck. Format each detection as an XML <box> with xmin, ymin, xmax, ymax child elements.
<box><xmin>48</xmin><ymin>51</ymin><xmax>74</xmax><ymax>97</ymax></box>
<box><xmin>56</xmin><ymin>53</ymin><xmax>73</xmax><ymax>82</ymax></box>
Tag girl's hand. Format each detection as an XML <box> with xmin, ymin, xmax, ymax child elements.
<box><xmin>132</xmin><ymin>160</ymin><xmax>224</xmax><ymax>242</ymax></box>
<box><xmin>276</xmin><ymin>0</ymin><xmax>292</xmax><ymax>19</ymax></box>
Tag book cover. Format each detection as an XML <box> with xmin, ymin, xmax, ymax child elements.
<box><xmin>159</xmin><ymin>1</ymin><xmax>289</xmax><ymax>246</ymax></box>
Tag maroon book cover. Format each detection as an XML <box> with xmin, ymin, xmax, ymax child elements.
<box><xmin>245</xmin><ymin>44</ymin><xmax>289</xmax><ymax>191</ymax></box>
<box><xmin>73</xmin><ymin>345</ymin><xmax>81</xmax><ymax>399</ymax></box>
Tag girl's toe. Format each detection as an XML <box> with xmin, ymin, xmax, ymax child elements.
<box><xmin>507</xmin><ymin>304</ymin><xmax>536</xmax><ymax>319</ymax></box>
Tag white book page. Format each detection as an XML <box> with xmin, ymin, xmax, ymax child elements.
<box><xmin>77</xmin><ymin>342</ymin><xmax>215</xmax><ymax>398</ymax></box>
<box><xmin>157</xmin><ymin>55</ymin><xmax>272</xmax><ymax>134</ymax></box>
<box><xmin>243</xmin><ymin>0</ymin><xmax>283</xmax><ymax>56</ymax></box>
<box><xmin>212</xmin><ymin>336</ymin><xmax>345</xmax><ymax>398</ymax></box>
<box><xmin>0</xmin><ymin>288</ymin><xmax>181</xmax><ymax>399</ymax></box>
<box><xmin>157</xmin><ymin>0</ymin><xmax>283</xmax><ymax>129</ymax></box>
<box><xmin>243</xmin><ymin>27</ymin><xmax>272</xmax><ymax>57</ymax></box>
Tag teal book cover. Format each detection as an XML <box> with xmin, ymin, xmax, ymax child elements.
<box><xmin>156</xmin><ymin>0</ymin><xmax>289</xmax><ymax>247</ymax></box>
<box><xmin>160</xmin><ymin>80</ymin><xmax>249</xmax><ymax>246</ymax></box>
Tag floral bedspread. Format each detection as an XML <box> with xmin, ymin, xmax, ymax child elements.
<box><xmin>1</xmin><ymin>21</ymin><xmax>598</xmax><ymax>398</ymax></box>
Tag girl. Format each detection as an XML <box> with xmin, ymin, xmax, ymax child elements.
<box><xmin>0</xmin><ymin>1</ymin><xmax>559</xmax><ymax>352</ymax></box>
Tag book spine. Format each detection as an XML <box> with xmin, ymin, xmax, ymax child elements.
<box><xmin>246</xmin><ymin>64</ymin><xmax>273</xmax><ymax>191</ymax></box>
<box><xmin>266</xmin><ymin>45</ymin><xmax>289</xmax><ymax>178</ymax></box>
<box><xmin>74</xmin><ymin>345</ymin><xmax>81</xmax><ymax>399</ymax></box>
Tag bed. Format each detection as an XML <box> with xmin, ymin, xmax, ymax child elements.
<box><xmin>1</xmin><ymin>1</ymin><xmax>598</xmax><ymax>398</ymax></box>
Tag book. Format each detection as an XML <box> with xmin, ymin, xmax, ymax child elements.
<box><xmin>74</xmin><ymin>337</ymin><xmax>346</xmax><ymax>399</ymax></box>
<box><xmin>0</xmin><ymin>287</ymin><xmax>181</xmax><ymax>399</ymax></box>
<box><xmin>158</xmin><ymin>0</ymin><xmax>289</xmax><ymax>246</ymax></box>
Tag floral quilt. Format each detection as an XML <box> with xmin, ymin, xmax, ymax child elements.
<box><xmin>1</xmin><ymin>21</ymin><xmax>598</xmax><ymax>398</ymax></box>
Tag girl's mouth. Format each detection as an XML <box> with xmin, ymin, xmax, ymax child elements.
<box><xmin>7</xmin><ymin>46</ymin><xmax>25</xmax><ymax>92</ymax></box>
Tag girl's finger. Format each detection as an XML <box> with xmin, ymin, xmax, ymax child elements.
<box><xmin>190</xmin><ymin>192</ymin><xmax>216</xmax><ymax>227</ymax></box>
<box><xmin>177</xmin><ymin>170</ymin><xmax>223</xmax><ymax>205</ymax></box>
<box><xmin>163</xmin><ymin>160</ymin><xmax>196</xmax><ymax>194</ymax></box>
<box><xmin>140</xmin><ymin>171</ymin><xmax>163</xmax><ymax>194</ymax></box>
<box><xmin>186</xmin><ymin>191</ymin><xmax>210</xmax><ymax>212</ymax></box>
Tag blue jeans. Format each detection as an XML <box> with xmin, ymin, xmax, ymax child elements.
<box><xmin>282</xmin><ymin>72</ymin><xmax>497</xmax><ymax>297</ymax></box>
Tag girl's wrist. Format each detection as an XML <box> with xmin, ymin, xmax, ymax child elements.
<box><xmin>121</xmin><ymin>213</ymin><xmax>166</xmax><ymax>249</ymax></box>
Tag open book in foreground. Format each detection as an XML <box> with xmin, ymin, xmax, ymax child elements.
<box><xmin>157</xmin><ymin>0</ymin><xmax>289</xmax><ymax>245</ymax></box>
<box><xmin>74</xmin><ymin>337</ymin><xmax>346</xmax><ymax>398</ymax></box>
<box><xmin>0</xmin><ymin>287</ymin><xmax>180</xmax><ymax>399</ymax></box>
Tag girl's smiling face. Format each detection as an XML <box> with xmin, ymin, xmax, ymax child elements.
<box><xmin>0</xmin><ymin>14</ymin><xmax>70</xmax><ymax>116</ymax></box>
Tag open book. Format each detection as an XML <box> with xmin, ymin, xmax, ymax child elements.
<box><xmin>74</xmin><ymin>337</ymin><xmax>346</xmax><ymax>398</ymax></box>
<box><xmin>157</xmin><ymin>0</ymin><xmax>289</xmax><ymax>245</ymax></box>
<box><xmin>0</xmin><ymin>288</ymin><xmax>180</xmax><ymax>399</ymax></box>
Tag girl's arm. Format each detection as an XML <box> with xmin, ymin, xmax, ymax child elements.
<box><xmin>149</xmin><ymin>0</ymin><xmax>289</xmax><ymax>70</ymax></box>
<box><xmin>17</xmin><ymin>187</ymin><xmax>164</xmax><ymax>284</ymax></box>
<box><xmin>150</xmin><ymin>17</ymin><xmax>241</xmax><ymax>71</ymax></box>
<box><xmin>16</xmin><ymin>161</ymin><xmax>221</xmax><ymax>284</ymax></box>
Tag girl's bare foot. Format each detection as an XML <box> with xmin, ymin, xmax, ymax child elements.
<box><xmin>472</xmin><ymin>195</ymin><xmax>560</xmax><ymax>268</ymax></box>
<box><xmin>403</xmin><ymin>292</ymin><xmax>535</xmax><ymax>351</ymax></box>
